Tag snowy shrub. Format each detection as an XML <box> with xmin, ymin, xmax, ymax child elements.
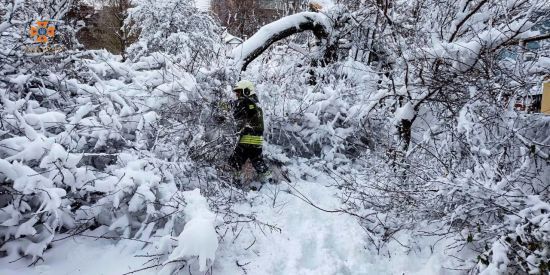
<box><xmin>259</xmin><ymin>64</ymin><xmax>378</xmax><ymax>160</ymax></box>
<box><xmin>477</xmin><ymin>196</ymin><xmax>550</xmax><ymax>274</ymax></box>
<box><xmin>1</xmin><ymin>0</ymin><xmax>548</xmax><ymax>273</ymax></box>
<box><xmin>0</xmin><ymin>0</ymin><xmax>86</xmax><ymax>260</ymax></box>
<box><xmin>125</xmin><ymin>0</ymin><xmax>222</xmax><ymax>70</ymax></box>
<box><xmin>158</xmin><ymin>189</ymin><xmax>218</xmax><ymax>274</ymax></box>
<box><xmin>0</xmin><ymin>0</ymin><xmax>229</xmax><ymax>265</ymax></box>
<box><xmin>236</xmin><ymin>0</ymin><xmax>549</xmax><ymax>272</ymax></box>
<box><xmin>322</xmin><ymin>0</ymin><xmax>550</xmax><ymax>272</ymax></box>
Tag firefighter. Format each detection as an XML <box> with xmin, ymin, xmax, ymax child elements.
<box><xmin>228</xmin><ymin>80</ymin><xmax>271</xmax><ymax>188</ymax></box>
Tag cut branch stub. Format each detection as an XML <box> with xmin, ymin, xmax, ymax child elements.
<box><xmin>231</xmin><ymin>12</ymin><xmax>331</xmax><ymax>71</ymax></box>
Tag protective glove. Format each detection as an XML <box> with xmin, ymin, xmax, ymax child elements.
<box><xmin>218</xmin><ymin>101</ymin><xmax>230</xmax><ymax>111</ymax></box>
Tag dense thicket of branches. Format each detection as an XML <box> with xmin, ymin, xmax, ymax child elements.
<box><xmin>1</xmin><ymin>0</ymin><xmax>548</xmax><ymax>273</ymax></box>
<box><xmin>0</xmin><ymin>0</ymin><xmax>245</xmax><ymax>271</ymax></box>
<box><xmin>237</xmin><ymin>0</ymin><xmax>549</xmax><ymax>273</ymax></box>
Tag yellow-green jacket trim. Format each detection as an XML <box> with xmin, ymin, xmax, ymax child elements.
<box><xmin>239</xmin><ymin>134</ymin><xmax>263</xmax><ymax>145</ymax></box>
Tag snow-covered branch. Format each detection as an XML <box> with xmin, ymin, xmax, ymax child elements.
<box><xmin>0</xmin><ymin>0</ymin><xmax>23</xmax><ymax>33</ymax></box>
<box><xmin>231</xmin><ymin>12</ymin><xmax>332</xmax><ymax>71</ymax></box>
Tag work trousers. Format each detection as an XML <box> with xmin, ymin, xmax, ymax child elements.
<box><xmin>229</xmin><ymin>143</ymin><xmax>268</xmax><ymax>174</ymax></box>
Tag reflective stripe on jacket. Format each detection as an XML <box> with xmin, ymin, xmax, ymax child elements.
<box><xmin>239</xmin><ymin>134</ymin><xmax>263</xmax><ymax>145</ymax></box>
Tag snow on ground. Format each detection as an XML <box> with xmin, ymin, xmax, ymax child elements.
<box><xmin>0</xmin><ymin>164</ymin><xmax>459</xmax><ymax>275</ymax></box>
<box><xmin>213</xmin><ymin>162</ymin><xmax>459</xmax><ymax>275</ymax></box>
<box><xmin>0</xmin><ymin>234</ymin><xmax>151</xmax><ymax>275</ymax></box>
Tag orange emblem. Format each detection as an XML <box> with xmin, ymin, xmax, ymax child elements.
<box><xmin>29</xmin><ymin>20</ymin><xmax>56</xmax><ymax>43</ymax></box>
<box><xmin>47</xmin><ymin>26</ymin><xmax>56</xmax><ymax>37</ymax></box>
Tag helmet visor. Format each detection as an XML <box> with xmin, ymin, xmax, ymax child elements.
<box><xmin>233</xmin><ymin>88</ymin><xmax>250</xmax><ymax>96</ymax></box>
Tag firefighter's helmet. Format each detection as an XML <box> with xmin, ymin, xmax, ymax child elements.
<box><xmin>233</xmin><ymin>80</ymin><xmax>255</xmax><ymax>96</ymax></box>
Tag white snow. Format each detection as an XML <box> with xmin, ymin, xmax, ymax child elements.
<box><xmin>212</xmin><ymin>165</ymin><xmax>463</xmax><ymax>275</ymax></box>
<box><xmin>231</xmin><ymin>12</ymin><xmax>331</xmax><ymax>67</ymax></box>
<box><xmin>223</xmin><ymin>32</ymin><xmax>243</xmax><ymax>44</ymax></box>
<box><xmin>394</xmin><ymin>101</ymin><xmax>415</xmax><ymax>122</ymax></box>
<box><xmin>194</xmin><ymin>0</ymin><xmax>210</xmax><ymax>11</ymax></box>
<box><xmin>2</xmin><ymin>0</ymin><xmax>547</xmax><ymax>273</ymax></box>
<box><xmin>0</xmin><ymin>170</ymin><xmax>461</xmax><ymax>275</ymax></box>
<box><xmin>162</xmin><ymin>189</ymin><xmax>218</xmax><ymax>273</ymax></box>
<box><xmin>0</xmin><ymin>233</ymin><xmax>153</xmax><ymax>275</ymax></box>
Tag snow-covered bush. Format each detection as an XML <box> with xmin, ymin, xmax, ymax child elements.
<box><xmin>0</xmin><ymin>0</ymin><xmax>229</xmax><ymax>268</ymax></box>
<box><xmin>0</xmin><ymin>0</ymin><xmax>86</xmax><ymax>260</ymax></box>
<box><xmin>158</xmin><ymin>189</ymin><xmax>218</xmax><ymax>274</ymax></box>
<box><xmin>1</xmin><ymin>0</ymin><xmax>548</xmax><ymax>272</ymax></box>
<box><xmin>253</xmin><ymin>60</ymin><xmax>378</xmax><ymax>160</ymax></box>
<box><xmin>125</xmin><ymin>0</ymin><xmax>222</xmax><ymax>70</ymax></box>
<box><xmin>324</xmin><ymin>0</ymin><xmax>550</xmax><ymax>272</ymax></box>
<box><xmin>477</xmin><ymin>196</ymin><xmax>550</xmax><ymax>274</ymax></box>
<box><xmin>235</xmin><ymin>0</ymin><xmax>549</xmax><ymax>272</ymax></box>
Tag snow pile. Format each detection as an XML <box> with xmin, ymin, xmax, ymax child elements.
<box><xmin>161</xmin><ymin>189</ymin><xmax>218</xmax><ymax>273</ymax></box>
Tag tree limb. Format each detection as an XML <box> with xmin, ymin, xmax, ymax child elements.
<box><xmin>231</xmin><ymin>12</ymin><xmax>331</xmax><ymax>71</ymax></box>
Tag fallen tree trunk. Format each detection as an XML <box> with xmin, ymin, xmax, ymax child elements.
<box><xmin>231</xmin><ymin>12</ymin><xmax>332</xmax><ymax>71</ymax></box>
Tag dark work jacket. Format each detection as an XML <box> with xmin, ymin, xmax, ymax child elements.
<box><xmin>233</xmin><ymin>95</ymin><xmax>264</xmax><ymax>136</ymax></box>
